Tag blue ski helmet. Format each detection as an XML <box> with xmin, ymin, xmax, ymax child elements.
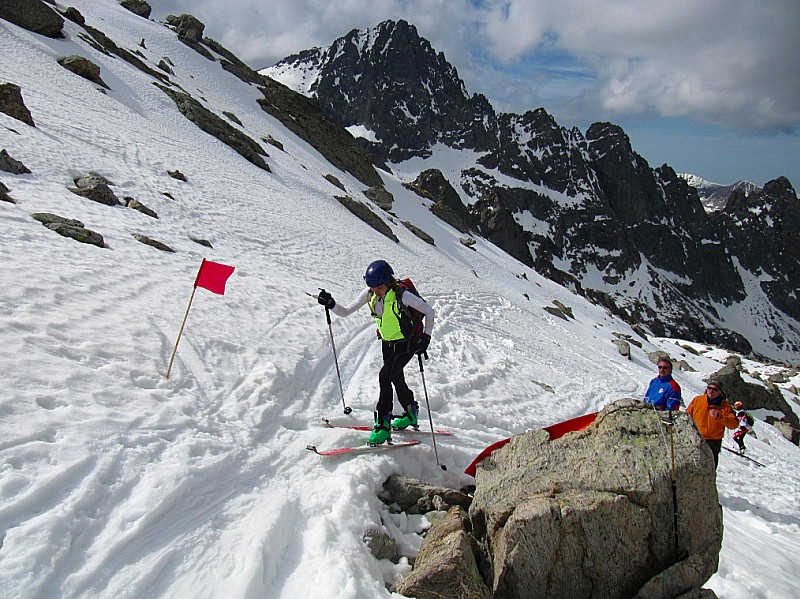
<box><xmin>364</xmin><ymin>260</ymin><xmax>394</xmax><ymax>287</ymax></box>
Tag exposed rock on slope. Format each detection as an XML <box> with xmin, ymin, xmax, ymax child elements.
<box><xmin>467</xmin><ymin>400</ymin><xmax>721</xmax><ymax>598</ymax></box>
<box><xmin>0</xmin><ymin>0</ymin><xmax>64</xmax><ymax>39</ymax></box>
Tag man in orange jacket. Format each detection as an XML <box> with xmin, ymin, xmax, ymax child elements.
<box><xmin>686</xmin><ymin>379</ymin><xmax>739</xmax><ymax>468</ymax></box>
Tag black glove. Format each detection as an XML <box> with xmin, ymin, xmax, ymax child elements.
<box><xmin>412</xmin><ymin>333</ymin><xmax>431</xmax><ymax>355</ymax></box>
<box><xmin>317</xmin><ymin>289</ymin><xmax>335</xmax><ymax>310</ymax></box>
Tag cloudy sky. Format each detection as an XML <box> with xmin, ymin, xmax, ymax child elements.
<box><xmin>147</xmin><ymin>0</ymin><xmax>800</xmax><ymax>187</ymax></box>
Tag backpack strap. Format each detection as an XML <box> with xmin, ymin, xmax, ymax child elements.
<box><xmin>393</xmin><ymin>283</ymin><xmax>407</xmax><ymax>310</ymax></box>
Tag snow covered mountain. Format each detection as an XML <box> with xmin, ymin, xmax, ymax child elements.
<box><xmin>264</xmin><ymin>20</ymin><xmax>800</xmax><ymax>362</ymax></box>
<box><xmin>679</xmin><ymin>174</ymin><xmax>761</xmax><ymax>213</ymax></box>
<box><xmin>2</xmin><ymin>2</ymin><xmax>800</xmax><ymax>598</ymax></box>
<box><xmin>263</xmin><ymin>19</ymin><xmax>493</xmax><ymax>165</ymax></box>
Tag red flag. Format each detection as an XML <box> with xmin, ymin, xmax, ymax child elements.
<box><xmin>464</xmin><ymin>411</ymin><xmax>598</xmax><ymax>477</ymax></box>
<box><xmin>194</xmin><ymin>259</ymin><xmax>235</xmax><ymax>295</ymax></box>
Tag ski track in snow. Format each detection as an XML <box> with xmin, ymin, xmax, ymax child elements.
<box><xmin>1</xmin><ymin>3</ymin><xmax>799</xmax><ymax>597</ymax></box>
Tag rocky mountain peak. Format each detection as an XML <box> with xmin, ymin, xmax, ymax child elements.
<box><xmin>762</xmin><ymin>176</ymin><xmax>797</xmax><ymax>198</ymax></box>
<box><xmin>714</xmin><ymin>177</ymin><xmax>800</xmax><ymax>333</ymax></box>
<box><xmin>585</xmin><ymin>121</ymin><xmax>634</xmax><ymax>155</ymax></box>
<box><xmin>264</xmin><ymin>19</ymin><xmax>485</xmax><ymax>162</ymax></box>
<box><xmin>268</xmin><ymin>21</ymin><xmax>582</xmax><ymax>169</ymax></box>
<box><xmin>680</xmin><ymin>174</ymin><xmax>762</xmax><ymax>213</ymax></box>
<box><xmin>264</xmin><ymin>21</ymin><xmax>800</xmax><ymax>359</ymax></box>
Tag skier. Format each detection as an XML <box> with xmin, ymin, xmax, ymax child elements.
<box><xmin>686</xmin><ymin>380</ymin><xmax>738</xmax><ymax>468</ymax></box>
<box><xmin>317</xmin><ymin>260</ymin><xmax>434</xmax><ymax>445</ymax></box>
<box><xmin>644</xmin><ymin>358</ymin><xmax>682</xmax><ymax>411</ymax></box>
<box><xmin>732</xmin><ymin>401</ymin><xmax>757</xmax><ymax>453</ymax></box>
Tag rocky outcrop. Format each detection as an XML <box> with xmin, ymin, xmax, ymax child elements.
<box><xmin>612</xmin><ymin>338</ymin><xmax>631</xmax><ymax>359</ymax></box>
<box><xmin>69</xmin><ymin>174</ymin><xmax>121</xmax><ymax>206</ymax></box>
<box><xmin>158</xmin><ymin>86</ymin><xmax>270</xmax><ymax>172</ymax></box>
<box><xmin>119</xmin><ymin>0</ymin><xmax>151</xmax><ymax>19</ymax></box>
<box><xmin>323</xmin><ymin>173</ymin><xmax>346</xmax><ymax>191</ymax></box>
<box><xmin>363</xmin><ymin>185</ymin><xmax>393</xmax><ymax>211</ymax></box>
<box><xmin>406</xmin><ymin>169</ymin><xmax>473</xmax><ymax>233</ymax></box>
<box><xmin>0</xmin><ymin>0</ymin><xmax>64</xmax><ymax>38</ymax></box>
<box><xmin>394</xmin><ymin>401</ymin><xmax>722</xmax><ymax>598</ymax></box>
<box><xmin>165</xmin><ymin>14</ymin><xmax>205</xmax><ymax>43</ymax></box>
<box><xmin>0</xmin><ymin>83</ymin><xmax>35</xmax><ymax>127</ymax></box>
<box><xmin>1</xmin><ymin>181</ymin><xmax>14</xmax><ymax>203</ymax></box>
<box><xmin>204</xmin><ymin>38</ymin><xmax>265</xmax><ymax>85</ymax></box>
<box><xmin>334</xmin><ymin>195</ymin><xmax>398</xmax><ymax>242</ymax></box>
<box><xmin>382</xmin><ymin>474</ymin><xmax>472</xmax><ymax>513</ymax></box>
<box><xmin>395</xmin><ymin>507</ymin><xmax>491</xmax><ymax>599</ymax></box>
<box><xmin>363</xmin><ymin>528</ymin><xmax>398</xmax><ymax>562</ymax></box>
<box><xmin>57</xmin><ymin>55</ymin><xmax>109</xmax><ymax>89</ymax></box>
<box><xmin>31</xmin><ymin>213</ymin><xmax>105</xmax><ymax>247</ymax></box>
<box><xmin>77</xmin><ymin>22</ymin><xmax>169</xmax><ymax>84</ymax></box>
<box><xmin>257</xmin><ymin>77</ymin><xmax>382</xmax><ymax>188</ymax></box>
<box><xmin>470</xmin><ymin>400</ymin><xmax>721</xmax><ymax>598</ymax></box>
<box><xmin>0</xmin><ymin>149</ymin><xmax>31</xmax><ymax>174</ymax></box>
<box><xmin>708</xmin><ymin>364</ymin><xmax>799</xmax><ymax>440</ymax></box>
<box><xmin>402</xmin><ymin>221</ymin><xmax>434</xmax><ymax>245</ymax></box>
<box><xmin>133</xmin><ymin>234</ymin><xmax>174</xmax><ymax>252</ymax></box>
<box><xmin>124</xmin><ymin>197</ymin><xmax>158</xmax><ymax>218</ymax></box>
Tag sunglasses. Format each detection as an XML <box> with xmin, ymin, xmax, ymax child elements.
<box><xmin>657</xmin><ymin>366</ymin><xmax>672</xmax><ymax>370</ymax></box>
<box><xmin>706</xmin><ymin>386</ymin><xmax>720</xmax><ymax>391</ymax></box>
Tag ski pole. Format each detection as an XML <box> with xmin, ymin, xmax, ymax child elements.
<box><xmin>418</xmin><ymin>352</ymin><xmax>446</xmax><ymax>471</ymax></box>
<box><xmin>668</xmin><ymin>409</ymin><xmax>680</xmax><ymax>552</ymax></box>
<box><xmin>312</xmin><ymin>290</ymin><xmax>352</xmax><ymax>415</ymax></box>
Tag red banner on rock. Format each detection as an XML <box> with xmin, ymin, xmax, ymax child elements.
<box><xmin>465</xmin><ymin>411</ymin><xmax>598</xmax><ymax>477</ymax></box>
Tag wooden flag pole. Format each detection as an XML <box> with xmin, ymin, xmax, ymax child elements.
<box><xmin>166</xmin><ymin>285</ymin><xmax>197</xmax><ymax>379</ymax></box>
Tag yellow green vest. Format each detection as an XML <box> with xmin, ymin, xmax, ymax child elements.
<box><xmin>369</xmin><ymin>289</ymin><xmax>404</xmax><ymax>341</ymax></box>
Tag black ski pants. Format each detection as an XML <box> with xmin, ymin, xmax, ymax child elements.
<box><xmin>706</xmin><ymin>439</ymin><xmax>722</xmax><ymax>468</ymax></box>
<box><xmin>376</xmin><ymin>339</ymin><xmax>415</xmax><ymax>422</ymax></box>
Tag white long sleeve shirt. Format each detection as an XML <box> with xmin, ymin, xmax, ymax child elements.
<box><xmin>331</xmin><ymin>287</ymin><xmax>435</xmax><ymax>336</ymax></box>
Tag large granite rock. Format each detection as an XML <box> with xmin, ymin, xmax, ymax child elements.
<box><xmin>470</xmin><ymin>399</ymin><xmax>722</xmax><ymax>599</ymax></box>
<box><xmin>395</xmin><ymin>507</ymin><xmax>491</xmax><ymax>599</ymax></box>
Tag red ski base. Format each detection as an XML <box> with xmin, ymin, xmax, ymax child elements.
<box><xmin>306</xmin><ymin>440</ymin><xmax>421</xmax><ymax>457</ymax></box>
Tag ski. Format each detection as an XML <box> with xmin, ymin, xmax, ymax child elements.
<box><xmin>306</xmin><ymin>439</ymin><xmax>421</xmax><ymax>457</ymax></box>
<box><xmin>722</xmin><ymin>445</ymin><xmax>765</xmax><ymax>467</ymax></box>
<box><xmin>321</xmin><ymin>417</ymin><xmax>454</xmax><ymax>436</ymax></box>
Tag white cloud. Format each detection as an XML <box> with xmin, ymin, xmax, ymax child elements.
<box><xmin>147</xmin><ymin>0</ymin><xmax>800</xmax><ymax>132</ymax></box>
<box><xmin>474</xmin><ymin>0</ymin><xmax>800</xmax><ymax>131</ymax></box>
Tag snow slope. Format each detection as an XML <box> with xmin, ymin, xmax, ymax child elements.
<box><xmin>1</xmin><ymin>2</ymin><xmax>799</xmax><ymax>597</ymax></box>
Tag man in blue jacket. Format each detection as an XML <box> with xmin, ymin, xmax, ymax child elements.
<box><xmin>644</xmin><ymin>358</ymin><xmax>682</xmax><ymax>411</ymax></box>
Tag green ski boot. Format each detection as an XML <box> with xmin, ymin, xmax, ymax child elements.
<box><xmin>369</xmin><ymin>414</ymin><xmax>392</xmax><ymax>446</ymax></box>
<box><xmin>392</xmin><ymin>402</ymin><xmax>419</xmax><ymax>430</ymax></box>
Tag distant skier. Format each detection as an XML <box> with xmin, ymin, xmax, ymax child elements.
<box><xmin>644</xmin><ymin>358</ymin><xmax>682</xmax><ymax>411</ymax></box>
<box><xmin>732</xmin><ymin>401</ymin><xmax>757</xmax><ymax>453</ymax></box>
<box><xmin>686</xmin><ymin>380</ymin><xmax>739</xmax><ymax>468</ymax></box>
<box><xmin>317</xmin><ymin>260</ymin><xmax>434</xmax><ymax>445</ymax></box>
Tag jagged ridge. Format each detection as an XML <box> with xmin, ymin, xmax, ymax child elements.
<box><xmin>264</xmin><ymin>20</ymin><xmax>800</xmax><ymax>360</ymax></box>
